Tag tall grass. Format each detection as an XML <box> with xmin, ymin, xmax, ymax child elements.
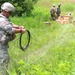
<box><xmin>61</xmin><ymin>2</ymin><xmax>75</xmax><ymax>13</ymax></box>
<box><xmin>8</xmin><ymin>0</ymin><xmax>75</xmax><ymax>75</ymax></box>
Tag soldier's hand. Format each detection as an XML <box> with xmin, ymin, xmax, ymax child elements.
<box><xmin>20</xmin><ymin>29</ymin><xmax>26</xmax><ymax>33</ymax></box>
<box><xmin>19</xmin><ymin>26</ymin><xmax>24</xmax><ymax>29</ymax></box>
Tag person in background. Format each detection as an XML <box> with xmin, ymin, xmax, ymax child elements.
<box><xmin>0</xmin><ymin>2</ymin><xmax>26</xmax><ymax>75</ymax></box>
<box><xmin>56</xmin><ymin>4</ymin><xmax>61</xmax><ymax>18</ymax></box>
<box><xmin>50</xmin><ymin>4</ymin><xmax>57</xmax><ymax>20</ymax></box>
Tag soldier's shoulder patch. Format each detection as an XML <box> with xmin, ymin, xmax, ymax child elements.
<box><xmin>3</xmin><ymin>21</ymin><xmax>8</xmax><ymax>26</ymax></box>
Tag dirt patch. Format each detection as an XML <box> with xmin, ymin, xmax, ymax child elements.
<box><xmin>70</xmin><ymin>0</ymin><xmax>75</xmax><ymax>2</ymax></box>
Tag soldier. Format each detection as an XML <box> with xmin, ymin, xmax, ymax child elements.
<box><xmin>50</xmin><ymin>4</ymin><xmax>57</xmax><ymax>20</ymax></box>
<box><xmin>0</xmin><ymin>2</ymin><xmax>26</xmax><ymax>75</ymax></box>
<box><xmin>56</xmin><ymin>4</ymin><xmax>61</xmax><ymax>18</ymax></box>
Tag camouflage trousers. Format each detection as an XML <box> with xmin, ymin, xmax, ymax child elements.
<box><xmin>0</xmin><ymin>44</ymin><xmax>10</xmax><ymax>75</ymax></box>
<box><xmin>51</xmin><ymin>13</ymin><xmax>58</xmax><ymax>20</ymax></box>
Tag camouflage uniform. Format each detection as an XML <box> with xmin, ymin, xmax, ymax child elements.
<box><xmin>0</xmin><ymin>13</ymin><xmax>15</xmax><ymax>75</ymax></box>
<box><xmin>50</xmin><ymin>5</ymin><xmax>57</xmax><ymax>20</ymax></box>
<box><xmin>56</xmin><ymin>4</ymin><xmax>61</xmax><ymax>18</ymax></box>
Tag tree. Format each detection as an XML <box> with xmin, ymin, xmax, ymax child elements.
<box><xmin>0</xmin><ymin>0</ymin><xmax>38</xmax><ymax>16</ymax></box>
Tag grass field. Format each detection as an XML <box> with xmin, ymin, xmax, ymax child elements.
<box><xmin>7</xmin><ymin>0</ymin><xmax>75</xmax><ymax>75</ymax></box>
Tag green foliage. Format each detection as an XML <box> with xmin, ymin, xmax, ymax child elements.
<box><xmin>8</xmin><ymin>60</ymin><xmax>52</xmax><ymax>75</ymax></box>
<box><xmin>7</xmin><ymin>0</ymin><xmax>75</xmax><ymax>75</ymax></box>
<box><xmin>9</xmin><ymin>17</ymin><xmax>75</xmax><ymax>75</ymax></box>
<box><xmin>0</xmin><ymin>0</ymin><xmax>38</xmax><ymax>16</ymax></box>
<box><xmin>31</xmin><ymin>7</ymin><xmax>50</xmax><ymax>21</ymax></box>
<box><xmin>12</xmin><ymin>0</ymin><xmax>38</xmax><ymax>16</ymax></box>
<box><xmin>61</xmin><ymin>2</ymin><xmax>75</xmax><ymax>12</ymax></box>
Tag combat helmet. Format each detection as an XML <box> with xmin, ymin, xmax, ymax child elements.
<box><xmin>1</xmin><ymin>2</ymin><xmax>15</xmax><ymax>12</ymax></box>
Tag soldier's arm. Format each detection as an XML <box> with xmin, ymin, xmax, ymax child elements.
<box><xmin>13</xmin><ymin>24</ymin><xmax>26</xmax><ymax>34</ymax></box>
<box><xmin>0</xmin><ymin>23</ymin><xmax>26</xmax><ymax>34</ymax></box>
<box><xmin>5</xmin><ymin>24</ymin><xmax>26</xmax><ymax>34</ymax></box>
<box><xmin>14</xmin><ymin>28</ymin><xmax>26</xmax><ymax>34</ymax></box>
<box><xmin>13</xmin><ymin>25</ymin><xmax>24</xmax><ymax>29</ymax></box>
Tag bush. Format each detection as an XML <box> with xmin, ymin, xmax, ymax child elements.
<box><xmin>0</xmin><ymin>0</ymin><xmax>38</xmax><ymax>17</ymax></box>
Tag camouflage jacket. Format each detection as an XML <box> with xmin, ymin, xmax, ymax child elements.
<box><xmin>0</xmin><ymin>13</ymin><xmax>15</xmax><ymax>46</ymax></box>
